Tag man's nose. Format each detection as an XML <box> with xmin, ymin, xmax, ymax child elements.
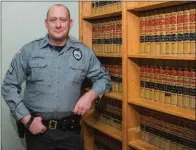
<box><xmin>56</xmin><ymin>20</ymin><xmax>61</xmax><ymax>28</ymax></box>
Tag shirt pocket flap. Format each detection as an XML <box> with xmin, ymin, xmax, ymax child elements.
<box><xmin>29</xmin><ymin>60</ymin><xmax>48</xmax><ymax>69</ymax></box>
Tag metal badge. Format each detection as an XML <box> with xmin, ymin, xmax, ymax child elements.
<box><xmin>73</xmin><ymin>49</ymin><xmax>82</xmax><ymax>61</ymax></box>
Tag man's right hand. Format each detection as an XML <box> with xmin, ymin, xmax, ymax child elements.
<box><xmin>21</xmin><ymin>114</ymin><xmax>46</xmax><ymax>135</ymax></box>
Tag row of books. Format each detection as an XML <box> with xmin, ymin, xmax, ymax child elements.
<box><xmin>96</xmin><ymin>97</ymin><xmax>122</xmax><ymax>115</ymax></box>
<box><xmin>103</xmin><ymin>64</ymin><xmax>123</xmax><ymax>93</ymax></box>
<box><xmin>140</xmin><ymin>62</ymin><xmax>196</xmax><ymax>110</ymax></box>
<box><xmin>92</xmin><ymin>1</ymin><xmax>121</xmax><ymax>15</ymax></box>
<box><xmin>102</xmin><ymin>62</ymin><xmax>123</xmax><ymax>94</ymax></box>
<box><xmin>94</xmin><ymin>97</ymin><xmax>122</xmax><ymax>130</ymax></box>
<box><xmin>140</xmin><ymin>2</ymin><xmax>196</xmax><ymax>55</ymax></box>
<box><xmin>94</xmin><ymin>130</ymin><xmax>122</xmax><ymax>150</ymax></box>
<box><xmin>140</xmin><ymin>108</ymin><xmax>196</xmax><ymax>150</ymax></box>
<box><xmin>92</xmin><ymin>17</ymin><xmax>122</xmax><ymax>54</ymax></box>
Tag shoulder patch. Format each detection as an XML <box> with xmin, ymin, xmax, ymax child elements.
<box><xmin>8</xmin><ymin>63</ymin><xmax>14</xmax><ymax>74</ymax></box>
<box><xmin>73</xmin><ymin>49</ymin><xmax>82</xmax><ymax>61</ymax></box>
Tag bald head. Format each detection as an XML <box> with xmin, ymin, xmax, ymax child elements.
<box><xmin>47</xmin><ymin>4</ymin><xmax>70</xmax><ymax>19</ymax></box>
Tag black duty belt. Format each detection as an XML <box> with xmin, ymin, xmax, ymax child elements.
<box><xmin>42</xmin><ymin>115</ymin><xmax>81</xmax><ymax>132</ymax></box>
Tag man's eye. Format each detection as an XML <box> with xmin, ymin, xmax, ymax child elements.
<box><xmin>50</xmin><ymin>19</ymin><xmax>56</xmax><ymax>22</ymax></box>
<box><xmin>60</xmin><ymin>19</ymin><xmax>66</xmax><ymax>22</ymax></box>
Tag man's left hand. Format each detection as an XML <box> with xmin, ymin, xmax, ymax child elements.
<box><xmin>74</xmin><ymin>90</ymin><xmax>98</xmax><ymax>115</ymax></box>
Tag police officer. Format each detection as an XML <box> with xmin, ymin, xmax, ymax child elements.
<box><xmin>1</xmin><ymin>4</ymin><xmax>111</xmax><ymax>150</ymax></box>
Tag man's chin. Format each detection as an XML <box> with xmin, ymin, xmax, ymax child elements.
<box><xmin>52</xmin><ymin>35</ymin><xmax>67</xmax><ymax>42</ymax></box>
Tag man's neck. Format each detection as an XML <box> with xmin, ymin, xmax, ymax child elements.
<box><xmin>49</xmin><ymin>36</ymin><xmax>68</xmax><ymax>46</ymax></box>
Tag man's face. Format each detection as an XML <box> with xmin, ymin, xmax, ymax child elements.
<box><xmin>45</xmin><ymin>6</ymin><xmax>73</xmax><ymax>41</ymax></box>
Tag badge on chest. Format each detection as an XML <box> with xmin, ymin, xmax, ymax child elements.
<box><xmin>73</xmin><ymin>49</ymin><xmax>82</xmax><ymax>61</ymax></box>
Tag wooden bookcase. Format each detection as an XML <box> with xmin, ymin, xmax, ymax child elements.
<box><xmin>79</xmin><ymin>1</ymin><xmax>196</xmax><ymax>150</ymax></box>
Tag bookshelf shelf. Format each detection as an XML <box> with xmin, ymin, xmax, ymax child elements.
<box><xmin>83</xmin><ymin>10</ymin><xmax>122</xmax><ymax>20</ymax></box>
<box><xmin>83</xmin><ymin>112</ymin><xmax>122</xmax><ymax>141</ymax></box>
<box><xmin>96</xmin><ymin>53</ymin><xmax>122</xmax><ymax>58</ymax></box>
<box><xmin>84</xmin><ymin>88</ymin><xmax>123</xmax><ymax>101</ymax></box>
<box><xmin>128</xmin><ymin>98</ymin><xmax>196</xmax><ymax>121</ymax></box>
<box><xmin>127</xmin><ymin>1</ymin><xmax>189</xmax><ymax>11</ymax></box>
<box><xmin>128</xmin><ymin>54</ymin><xmax>196</xmax><ymax>60</ymax></box>
<box><xmin>128</xmin><ymin>140</ymin><xmax>158</xmax><ymax>150</ymax></box>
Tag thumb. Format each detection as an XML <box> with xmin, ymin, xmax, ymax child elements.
<box><xmin>42</xmin><ymin>125</ymin><xmax>47</xmax><ymax>131</ymax></box>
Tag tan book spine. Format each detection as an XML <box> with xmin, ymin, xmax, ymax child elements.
<box><xmin>140</xmin><ymin>64</ymin><xmax>146</xmax><ymax>98</ymax></box>
<box><xmin>118</xmin><ymin>18</ymin><xmax>122</xmax><ymax>54</ymax></box>
<box><xmin>160</xmin><ymin>8</ymin><xmax>166</xmax><ymax>55</ymax></box>
<box><xmin>154</xmin><ymin>66</ymin><xmax>160</xmax><ymax>102</ymax></box>
<box><xmin>149</xmin><ymin>65</ymin><xmax>155</xmax><ymax>101</ymax></box>
<box><xmin>171</xmin><ymin>7</ymin><xmax>178</xmax><ymax>55</ymax></box>
<box><xmin>101</xmin><ymin>20</ymin><xmax>105</xmax><ymax>54</ymax></box>
<box><xmin>140</xmin><ymin>12</ymin><xmax>146</xmax><ymax>54</ymax></box>
<box><xmin>171</xmin><ymin>61</ymin><xmax>178</xmax><ymax>106</ymax></box>
<box><xmin>101</xmin><ymin>19</ymin><xmax>104</xmax><ymax>54</ymax></box>
<box><xmin>164</xmin><ymin>66</ymin><xmax>171</xmax><ymax>105</ymax></box>
<box><xmin>144</xmin><ymin>65</ymin><xmax>150</xmax><ymax>100</ymax></box>
<box><xmin>159</xmin><ymin>64</ymin><xmax>165</xmax><ymax>103</ymax></box>
<box><xmin>150</xmin><ymin>11</ymin><xmax>155</xmax><ymax>54</ymax></box>
<box><xmin>113</xmin><ymin>17</ymin><xmax>117</xmax><ymax>54</ymax></box>
<box><xmin>97</xmin><ymin>20</ymin><xmax>100</xmax><ymax>53</ymax></box>
<box><xmin>116</xmin><ymin>18</ymin><xmax>120</xmax><ymax>54</ymax></box>
<box><xmin>166</xmin><ymin>8</ymin><xmax>172</xmax><ymax>55</ymax></box>
<box><xmin>177</xmin><ymin>6</ymin><xmax>184</xmax><ymax>55</ymax></box>
<box><xmin>171</xmin><ymin>64</ymin><xmax>178</xmax><ymax>106</ymax></box>
<box><xmin>145</xmin><ymin>12</ymin><xmax>151</xmax><ymax>54</ymax></box>
<box><xmin>155</xmin><ymin>10</ymin><xmax>161</xmax><ymax>55</ymax></box>
<box><xmin>108</xmin><ymin>19</ymin><xmax>112</xmax><ymax>54</ymax></box>
<box><xmin>177</xmin><ymin>67</ymin><xmax>184</xmax><ymax>107</ymax></box>
<box><xmin>111</xmin><ymin>18</ymin><xmax>115</xmax><ymax>54</ymax></box>
<box><xmin>183</xmin><ymin>4</ymin><xmax>191</xmax><ymax>55</ymax></box>
<box><xmin>103</xmin><ymin>19</ymin><xmax>107</xmax><ymax>54</ymax></box>
<box><xmin>105</xmin><ymin>19</ymin><xmax>109</xmax><ymax>54</ymax></box>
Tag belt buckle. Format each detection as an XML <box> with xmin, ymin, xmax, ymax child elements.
<box><xmin>49</xmin><ymin>120</ymin><xmax>57</xmax><ymax>129</ymax></box>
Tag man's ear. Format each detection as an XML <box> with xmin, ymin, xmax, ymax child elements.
<box><xmin>69</xmin><ymin>19</ymin><xmax>74</xmax><ymax>29</ymax></box>
<box><xmin>45</xmin><ymin>19</ymin><xmax>48</xmax><ymax>29</ymax></box>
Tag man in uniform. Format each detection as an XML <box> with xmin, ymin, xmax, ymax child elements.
<box><xmin>1</xmin><ymin>4</ymin><xmax>111</xmax><ymax>150</ymax></box>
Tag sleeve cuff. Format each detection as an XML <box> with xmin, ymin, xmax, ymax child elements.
<box><xmin>13</xmin><ymin>102</ymin><xmax>30</xmax><ymax>121</ymax></box>
<box><xmin>91</xmin><ymin>85</ymin><xmax>110</xmax><ymax>99</ymax></box>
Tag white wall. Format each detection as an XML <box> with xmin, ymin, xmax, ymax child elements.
<box><xmin>0</xmin><ymin>2</ymin><xmax>2</xmax><ymax>150</ymax></box>
<box><xmin>1</xmin><ymin>2</ymin><xmax>79</xmax><ymax>150</ymax></box>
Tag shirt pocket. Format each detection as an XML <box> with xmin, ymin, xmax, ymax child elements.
<box><xmin>67</xmin><ymin>59</ymin><xmax>86</xmax><ymax>84</ymax></box>
<box><xmin>29</xmin><ymin>60</ymin><xmax>51</xmax><ymax>83</ymax></box>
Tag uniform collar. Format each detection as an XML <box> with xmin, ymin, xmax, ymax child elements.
<box><xmin>40</xmin><ymin>34</ymin><xmax>78</xmax><ymax>50</ymax></box>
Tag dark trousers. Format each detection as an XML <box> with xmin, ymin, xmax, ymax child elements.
<box><xmin>25</xmin><ymin>129</ymin><xmax>84</xmax><ymax>150</ymax></box>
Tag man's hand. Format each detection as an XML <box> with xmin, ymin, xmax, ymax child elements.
<box><xmin>74</xmin><ymin>90</ymin><xmax>98</xmax><ymax>115</ymax></box>
<box><xmin>21</xmin><ymin>114</ymin><xmax>46</xmax><ymax>135</ymax></box>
